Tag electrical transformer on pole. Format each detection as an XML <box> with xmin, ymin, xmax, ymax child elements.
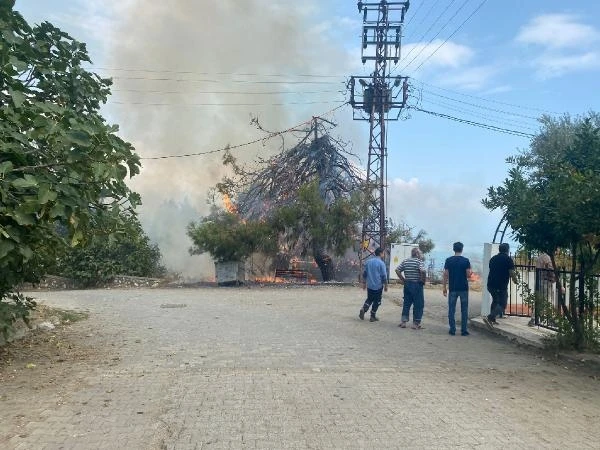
<box><xmin>349</xmin><ymin>0</ymin><xmax>410</xmax><ymax>277</ymax></box>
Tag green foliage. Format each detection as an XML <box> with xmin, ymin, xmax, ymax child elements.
<box><xmin>271</xmin><ymin>181</ymin><xmax>362</xmax><ymax>258</ymax></box>
<box><xmin>483</xmin><ymin>113</ymin><xmax>600</xmax><ymax>350</ymax></box>
<box><xmin>0</xmin><ymin>6</ymin><xmax>141</xmax><ymax>330</ymax></box>
<box><xmin>483</xmin><ymin>114</ymin><xmax>600</xmax><ymax>254</ymax></box>
<box><xmin>53</xmin><ymin>214</ymin><xmax>165</xmax><ymax>287</ymax></box>
<box><xmin>187</xmin><ymin>209</ymin><xmax>277</xmax><ymax>262</ymax></box>
<box><xmin>386</xmin><ymin>219</ymin><xmax>435</xmax><ymax>255</ymax></box>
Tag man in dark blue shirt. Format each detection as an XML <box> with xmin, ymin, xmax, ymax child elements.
<box><xmin>443</xmin><ymin>242</ymin><xmax>472</xmax><ymax>336</ymax></box>
<box><xmin>485</xmin><ymin>243</ymin><xmax>517</xmax><ymax>327</ymax></box>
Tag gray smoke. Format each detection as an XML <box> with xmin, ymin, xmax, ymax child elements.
<box><xmin>100</xmin><ymin>1</ymin><xmax>354</xmax><ymax>279</ymax></box>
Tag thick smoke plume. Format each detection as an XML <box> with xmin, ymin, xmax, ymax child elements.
<box><xmin>101</xmin><ymin>1</ymin><xmax>353</xmax><ymax>279</ymax></box>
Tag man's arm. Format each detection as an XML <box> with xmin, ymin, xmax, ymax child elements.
<box><xmin>442</xmin><ymin>269</ymin><xmax>449</xmax><ymax>296</ymax></box>
<box><xmin>395</xmin><ymin>263</ymin><xmax>406</xmax><ymax>284</ymax></box>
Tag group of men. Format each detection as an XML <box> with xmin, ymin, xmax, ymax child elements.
<box><xmin>358</xmin><ymin>241</ymin><xmax>550</xmax><ymax>334</ymax></box>
<box><xmin>358</xmin><ymin>242</ymin><xmax>474</xmax><ymax>336</ymax></box>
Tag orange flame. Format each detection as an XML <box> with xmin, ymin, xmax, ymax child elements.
<box><xmin>223</xmin><ymin>194</ymin><xmax>237</xmax><ymax>214</ymax></box>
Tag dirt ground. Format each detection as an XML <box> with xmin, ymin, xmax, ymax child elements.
<box><xmin>0</xmin><ymin>305</ymin><xmax>103</xmax><ymax>435</ymax></box>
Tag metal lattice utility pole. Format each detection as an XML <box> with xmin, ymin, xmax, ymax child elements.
<box><xmin>349</xmin><ymin>0</ymin><xmax>410</xmax><ymax>274</ymax></box>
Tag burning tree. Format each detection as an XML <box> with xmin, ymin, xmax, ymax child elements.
<box><xmin>213</xmin><ymin>117</ymin><xmax>365</xmax><ymax>281</ymax></box>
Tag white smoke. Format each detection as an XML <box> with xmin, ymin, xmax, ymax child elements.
<box><xmin>93</xmin><ymin>1</ymin><xmax>355</xmax><ymax>279</ymax></box>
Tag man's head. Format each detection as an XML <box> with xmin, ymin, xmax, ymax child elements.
<box><xmin>499</xmin><ymin>243</ymin><xmax>510</xmax><ymax>254</ymax></box>
<box><xmin>453</xmin><ymin>242</ymin><xmax>464</xmax><ymax>253</ymax></box>
<box><xmin>374</xmin><ymin>247</ymin><xmax>384</xmax><ymax>257</ymax></box>
<box><xmin>411</xmin><ymin>247</ymin><xmax>421</xmax><ymax>258</ymax></box>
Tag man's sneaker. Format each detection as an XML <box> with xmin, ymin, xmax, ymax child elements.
<box><xmin>398</xmin><ymin>321</ymin><xmax>407</xmax><ymax>328</ymax></box>
<box><xmin>411</xmin><ymin>322</ymin><xmax>423</xmax><ymax>330</ymax></box>
<box><xmin>359</xmin><ymin>308</ymin><xmax>365</xmax><ymax>320</ymax></box>
<box><xmin>449</xmin><ymin>330</ymin><xmax>456</xmax><ymax>336</ymax></box>
<box><xmin>528</xmin><ymin>318</ymin><xmax>535</xmax><ymax>327</ymax></box>
<box><xmin>369</xmin><ymin>316</ymin><xmax>379</xmax><ymax>322</ymax></box>
<box><xmin>482</xmin><ymin>316</ymin><xmax>495</xmax><ymax>329</ymax></box>
<box><xmin>461</xmin><ymin>331</ymin><xmax>470</xmax><ymax>336</ymax></box>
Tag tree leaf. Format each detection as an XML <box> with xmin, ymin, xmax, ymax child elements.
<box><xmin>49</xmin><ymin>203</ymin><xmax>66</xmax><ymax>219</ymax></box>
<box><xmin>0</xmin><ymin>240</ymin><xmax>16</xmax><ymax>260</ymax></box>
<box><xmin>0</xmin><ymin>161</ymin><xmax>13</xmax><ymax>176</ymax></box>
<box><xmin>10</xmin><ymin>210</ymin><xmax>35</xmax><ymax>226</ymax></box>
<box><xmin>19</xmin><ymin>245</ymin><xmax>33</xmax><ymax>260</ymax></box>
<box><xmin>9</xmin><ymin>55</ymin><xmax>28</xmax><ymax>72</ymax></box>
<box><xmin>67</xmin><ymin>130</ymin><xmax>91</xmax><ymax>147</ymax></box>
<box><xmin>38</xmin><ymin>185</ymin><xmax>57</xmax><ymax>204</ymax></box>
<box><xmin>11</xmin><ymin>175</ymin><xmax>38</xmax><ymax>189</ymax></box>
<box><xmin>8</xmin><ymin>87</ymin><xmax>25</xmax><ymax>108</ymax></box>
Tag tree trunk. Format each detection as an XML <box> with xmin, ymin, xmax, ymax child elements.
<box><xmin>313</xmin><ymin>250</ymin><xmax>333</xmax><ymax>282</ymax></box>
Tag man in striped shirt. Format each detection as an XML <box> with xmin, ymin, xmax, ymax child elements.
<box><xmin>395</xmin><ymin>247</ymin><xmax>427</xmax><ymax>329</ymax></box>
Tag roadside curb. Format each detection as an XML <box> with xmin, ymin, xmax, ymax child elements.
<box><xmin>470</xmin><ymin>316</ymin><xmax>600</xmax><ymax>373</ymax></box>
<box><xmin>470</xmin><ymin>316</ymin><xmax>551</xmax><ymax>349</ymax></box>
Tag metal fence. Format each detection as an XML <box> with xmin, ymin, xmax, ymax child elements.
<box><xmin>507</xmin><ymin>264</ymin><xmax>600</xmax><ymax>331</ymax></box>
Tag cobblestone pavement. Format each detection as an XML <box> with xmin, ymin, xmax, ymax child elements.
<box><xmin>1</xmin><ymin>285</ymin><xmax>599</xmax><ymax>449</ymax></box>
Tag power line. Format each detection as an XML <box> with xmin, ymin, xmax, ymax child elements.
<box><xmin>94</xmin><ymin>68</ymin><xmax>557</xmax><ymax>115</ymax></box>
<box><xmin>396</xmin><ymin>0</ymin><xmax>458</xmax><ymax>72</ymax></box>
<box><xmin>398</xmin><ymin>0</ymin><xmax>473</xmax><ymax>74</ymax></box>
<box><xmin>422</xmin><ymin>89</ymin><xmax>541</xmax><ymax>120</ymax></box>
<box><xmin>90</xmin><ymin>67</ymin><xmax>345</xmax><ymax>79</ymax></box>
<box><xmin>404</xmin><ymin>0</ymin><xmax>428</xmax><ymax>27</ymax></box>
<box><xmin>414</xmin><ymin>79</ymin><xmax>561</xmax><ymax>114</ymax></box>
<box><xmin>409</xmin><ymin>0</ymin><xmax>489</xmax><ymax>73</ymax></box>
<box><xmin>110</xmin><ymin>75</ymin><xmax>342</xmax><ymax>85</ymax></box>
<box><xmin>403</xmin><ymin>0</ymin><xmax>444</xmax><ymax>42</ymax></box>
<box><xmin>140</xmin><ymin>102</ymin><xmax>348</xmax><ymax>160</ymax></box>
<box><xmin>413</xmin><ymin>107</ymin><xmax>536</xmax><ymax>138</ymax></box>
<box><xmin>111</xmin><ymin>88</ymin><xmax>342</xmax><ymax>95</ymax></box>
<box><xmin>421</xmin><ymin>98</ymin><xmax>539</xmax><ymax>132</ymax></box>
<box><xmin>108</xmin><ymin>100</ymin><xmax>346</xmax><ymax>107</ymax></box>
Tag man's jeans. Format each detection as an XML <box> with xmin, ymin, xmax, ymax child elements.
<box><xmin>488</xmin><ymin>288</ymin><xmax>508</xmax><ymax>321</ymax></box>
<box><xmin>401</xmin><ymin>281</ymin><xmax>425</xmax><ymax>324</ymax></box>
<box><xmin>448</xmin><ymin>290</ymin><xmax>469</xmax><ymax>334</ymax></box>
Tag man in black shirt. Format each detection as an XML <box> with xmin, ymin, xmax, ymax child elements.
<box><xmin>443</xmin><ymin>242</ymin><xmax>472</xmax><ymax>336</ymax></box>
<box><xmin>484</xmin><ymin>243</ymin><xmax>518</xmax><ymax>327</ymax></box>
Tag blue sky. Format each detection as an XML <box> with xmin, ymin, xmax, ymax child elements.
<box><xmin>15</xmin><ymin>0</ymin><xmax>600</xmax><ymax>276</ymax></box>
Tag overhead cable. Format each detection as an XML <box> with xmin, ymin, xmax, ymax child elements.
<box><xmin>140</xmin><ymin>102</ymin><xmax>348</xmax><ymax>160</ymax></box>
<box><xmin>409</xmin><ymin>0</ymin><xmax>489</xmax><ymax>73</ymax></box>
<box><xmin>413</xmin><ymin>107</ymin><xmax>536</xmax><ymax>138</ymax></box>
<box><xmin>397</xmin><ymin>0</ymin><xmax>473</xmax><ymax>74</ymax></box>
<box><xmin>422</xmin><ymin>90</ymin><xmax>540</xmax><ymax>120</ymax></box>
<box><xmin>414</xmin><ymin>79</ymin><xmax>561</xmax><ymax>114</ymax></box>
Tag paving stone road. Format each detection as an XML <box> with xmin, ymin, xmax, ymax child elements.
<box><xmin>1</xmin><ymin>285</ymin><xmax>599</xmax><ymax>449</ymax></box>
